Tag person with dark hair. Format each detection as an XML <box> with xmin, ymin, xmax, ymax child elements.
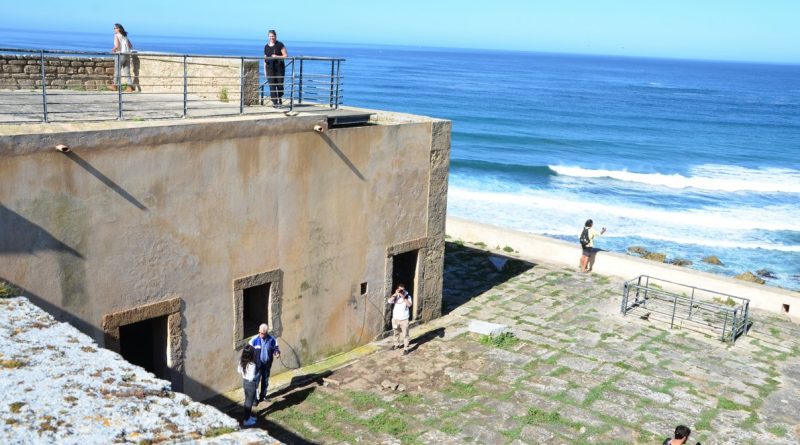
<box><xmin>237</xmin><ymin>344</ymin><xmax>260</xmax><ymax>427</ymax></box>
<box><xmin>249</xmin><ymin>323</ymin><xmax>281</xmax><ymax>404</ymax></box>
<box><xmin>579</xmin><ymin>218</ymin><xmax>606</xmax><ymax>272</ymax></box>
<box><xmin>387</xmin><ymin>284</ymin><xmax>413</xmax><ymax>355</ymax></box>
<box><xmin>263</xmin><ymin>30</ymin><xmax>288</xmax><ymax>107</ymax></box>
<box><xmin>663</xmin><ymin>425</ymin><xmax>693</xmax><ymax>445</ymax></box>
<box><xmin>111</xmin><ymin>23</ymin><xmax>134</xmax><ymax>92</ymax></box>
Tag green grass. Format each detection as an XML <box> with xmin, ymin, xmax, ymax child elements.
<box><xmin>442</xmin><ymin>381</ymin><xmax>478</xmax><ymax>398</ymax></box>
<box><xmin>717</xmin><ymin>397</ymin><xmax>747</xmax><ymax>411</ymax></box>
<box><xmin>502</xmin><ymin>245</ymin><xmax>514</xmax><ymax>253</ymax></box>
<box><xmin>204</xmin><ymin>427</ymin><xmax>236</xmax><ymax>437</ymax></box>
<box><xmin>549</xmin><ymin>366</ymin><xmax>569</xmax><ymax>377</ymax></box>
<box><xmin>347</xmin><ymin>390</ymin><xmax>382</xmax><ymax>410</ymax></box>
<box><xmin>0</xmin><ymin>280</ymin><xmax>19</xmax><ymax>298</ymax></box>
<box><xmin>218</xmin><ymin>88</ymin><xmax>229</xmax><ymax>102</ymax></box>
<box><xmin>694</xmin><ymin>408</ymin><xmax>718</xmax><ymax>431</ymax></box>
<box><xmin>474</xmin><ymin>241</ymin><xmax>487</xmax><ymax>248</ymax></box>
<box><xmin>766</xmin><ymin>425</ymin><xmax>787</xmax><ymax>437</ymax></box>
<box><xmin>740</xmin><ymin>411</ymin><xmax>759</xmax><ymax>430</ymax></box>
<box><xmin>479</xmin><ymin>332</ymin><xmax>519</xmax><ymax>349</ymax></box>
<box><xmin>394</xmin><ymin>393</ymin><xmax>423</xmax><ymax>406</ymax></box>
<box><xmin>366</xmin><ymin>412</ymin><xmax>408</xmax><ymax>435</ymax></box>
<box><xmin>583</xmin><ymin>376</ymin><xmax>619</xmax><ymax>406</ymax></box>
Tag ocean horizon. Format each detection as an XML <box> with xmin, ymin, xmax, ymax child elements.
<box><xmin>2</xmin><ymin>28</ymin><xmax>799</xmax><ymax>291</ymax></box>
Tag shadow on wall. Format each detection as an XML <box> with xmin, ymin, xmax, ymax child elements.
<box><xmin>442</xmin><ymin>241</ymin><xmax>536</xmax><ymax>315</ymax></box>
<box><xmin>318</xmin><ymin>132</ymin><xmax>365</xmax><ymax>181</ymax></box>
<box><xmin>0</xmin><ymin>205</ymin><xmax>83</xmax><ymax>257</ymax></box>
<box><xmin>63</xmin><ymin>151</ymin><xmax>148</xmax><ymax>210</ymax></box>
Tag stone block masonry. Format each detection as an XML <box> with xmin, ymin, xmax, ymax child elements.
<box><xmin>0</xmin><ymin>55</ymin><xmax>115</xmax><ymax>90</ymax></box>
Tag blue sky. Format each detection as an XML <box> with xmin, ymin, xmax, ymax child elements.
<box><xmin>2</xmin><ymin>0</ymin><xmax>799</xmax><ymax>63</ymax></box>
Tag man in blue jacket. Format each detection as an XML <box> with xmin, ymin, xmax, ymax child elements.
<box><xmin>249</xmin><ymin>323</ymin><xmax>281</xmax><ymax>403</ymax></box>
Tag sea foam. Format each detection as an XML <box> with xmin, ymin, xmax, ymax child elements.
<box><xmin>549</xmin><ymin>164</ymin><xmax>800</xmax><ymax>193</ymax></box>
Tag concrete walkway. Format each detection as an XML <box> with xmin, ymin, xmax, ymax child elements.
<box><xmin>217</xmin><ymin>241</ymin><xmax>800</xmax><ymax>444</ymax></box>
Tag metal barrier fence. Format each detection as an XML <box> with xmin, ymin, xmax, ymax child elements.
<box><xmin>0</xmin><ymin>48</ymin><xmax>344</xmax><ymax>123</ymax></box>
<box><xmin>621</xmin><ymin>275</ymin><xmax>750</xmax><ymax>343</ymax></box>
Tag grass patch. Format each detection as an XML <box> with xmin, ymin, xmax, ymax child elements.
<box><xmin>439</xmin><ymin>422</ymin><xmax>460</xmax><ymax>435</ymax></box>
<box><xmin>766</xmin><ymin>425</ymin><xmax>787</xmax><ymax>437</ymax></box>
<box><xmin>366</xmin><ymin>411</ymin><xmax>407</xmax><ymax>435</ymax></box>
<box><xmin>1</xmin><ymin>359</ymin><xmax>27</xmax><ymax>369</ymax></box>
<box><xmin>712</xmin><ymin>296</ymin><xmax>737</xmax><ymax>307</ymax></box>
<box><xmin>521</xmin><ymin>407</ymin><xmax>580</xmax><ymax>428</ymax></box>
<box><xmin>9</xmin><ymin>402</ymin><xmax>24</xmax><ymax>413</ymax></box>
<box><xmin>740</xmin><ymin>411</ymin><xmax>759</xmax><ymax>430</ymax></box>
<box><xmin>0</xmin><ymin>280</ymin><xmax>20</xmax><ymax>298</ymax></box>
<box><xmin>717</xmin><ymin>397</ymin><xmax>747</xmax><ymax>411</ymax></box>
<box><xmin>442</xmin><ymin>381</ymin><xmax>478</xmax><ymax>398</ymax></box>
<box><xmin>204</xmin><ymin>427</ymin><xmax>236</xmax><ymax>437</ymax></box>
<box><xmin>549</xmin><ymin>366</ymin><xmax>569</xmax><ymax>377</ymax></box>
<box><xmin>548</xmin><ymin>289</ymin><xmax>562</xmax><ymax>297</ymax></box>
<box><xmin>395</xmin><ymin>393</ymin><xmax>423</xmax><ymax>406</ymax></box>
<box><xmin>218</xmin><ymin>88</ymin><xmax>229</xmax><ymax>102</ymax></box>
<box><xmin>583</xmin><ymin>376</ymin><xmax>619</xmax><ymax>406</ymax></box>
<box><xmin>694</xmin><ymin>408</ymin><xmax>718</xmax><ymax>431</ymax></box>
<box><xmin>479</xmin><ymin>332</ymin><xmax>519</xmax><ymax>349</ymax></box>
<box><xmin>655</xmin><ymin>378</ymin><xmax>682</xmax><ymax>395</ymax></box>
<box><xmin>502</xmin><ymin>245</ymin><xmax>514</xmax><ymax>253</ymax></box>
<box><xmin>347</xmin><ymin>390</ymin><xmax>382</xmax><ymax>410</ymax></box>
<box><xmin>473</xmin><ymin>241</ymin><xmax>487</xmax><ymax>248</ymax></box>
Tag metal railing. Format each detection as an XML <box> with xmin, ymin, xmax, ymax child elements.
<box><xmin>0</xmin><ymin>48</ymin><xmax>345</xmax><ymax>124</ymax></box>
<box><xmin>621</xmin><ymin>275</ymin><xmax>750</xmax><ymax>343</ymax></box>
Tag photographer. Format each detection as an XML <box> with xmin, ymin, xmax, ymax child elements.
<box><xmin>387</xmin><ymin>284</ymin><xmax>413</xmax><ymax>355</ymax></box>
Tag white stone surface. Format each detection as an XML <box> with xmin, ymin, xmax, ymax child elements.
<box><xmin>468</xmin><ymin>320</ymin><xmax>508</xmax><ymax>336</ymax></box>
<box><xmin>0</xmin><ymin>297</ymin><xmax>279</xmax><ymax>444</ymax></box>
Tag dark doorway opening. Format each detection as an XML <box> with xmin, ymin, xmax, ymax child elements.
<box><xmin>243</xmin><ymin>283</ymin><xmax>271</xmax><ymax>338</ymax></box>
<box><xmin>119</xmin><ymin>315</ymin><xmax>169</xmax><ymax>380</ymax></box>
<box><xmin>393</xmin><ymin>250</ymin><xmax>418</xmax><ymax>318</ymax></box>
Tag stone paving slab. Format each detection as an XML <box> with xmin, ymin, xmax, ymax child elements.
<box><xmin>226</xmin><ymin>241</ymin><xmax>800</xmax><ymax>444</ymax></box>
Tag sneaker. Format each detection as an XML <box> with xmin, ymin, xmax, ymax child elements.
<box><xmin>243</xmin><ymin>416</ymin><xmax>257</xmax><ymax>427</ymax></box>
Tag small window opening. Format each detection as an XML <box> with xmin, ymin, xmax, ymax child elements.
<box><xmin>783</xmin><ymin>304</ymin><xmax>790</xmax><ymax>314</ymax></box>
<box><xmin>119</xmin><ymin>315</ymin><xmax>169</xmax><ymax>380</ymax></box>
<box><xmin>360</xmin><ymin>282</ymin><xmax>368</xmax><ymax>295</ymax></box>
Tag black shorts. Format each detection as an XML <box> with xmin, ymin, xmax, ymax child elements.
<box><xmin>582</xmin><ymin>246</ymin><xmax>593</xmax><ymax>255</ymax></box>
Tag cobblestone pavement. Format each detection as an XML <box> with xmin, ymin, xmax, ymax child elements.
<box><xmin>256</xmin><ymin>242</ymin><xmax>800</xmax><ymax>444</ymax></box>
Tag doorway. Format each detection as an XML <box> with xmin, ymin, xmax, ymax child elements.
<box><xmin>392</xmin><ymin>249</ymin><xmax>419</xmax><ymax>320</ymax></box>
<box><xmin>119</xmin><ymin>315</ymin><xmax>169</xmax><ymax>380</ymax></box>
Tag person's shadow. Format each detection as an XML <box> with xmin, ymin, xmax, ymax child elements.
<box><xmin>407</xmin><ymin>327</ymin><xmax>445</xmax><ymax>353</ymax></box>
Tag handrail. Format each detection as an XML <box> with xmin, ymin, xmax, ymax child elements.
<box><xmin>0</xmin><ymin>47</ymin><xmax>345</xmax><ymax>123</ymax></box>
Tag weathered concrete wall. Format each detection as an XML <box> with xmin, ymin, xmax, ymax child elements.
<box><xmin>0</xmin><ymin>111</ymin><xmax>450</xmax><ymax>400</ymax></box>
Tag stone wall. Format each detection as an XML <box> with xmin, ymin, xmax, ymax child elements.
<box><xmin>0</xmin><ymin>53</ymin><xmax>260</xmax><ymax>103</ymax></box>
<box><xmin>0</xmin><ymin>55</ymin><xmax>115</xmax><ymax>90</ymax></box>
<box><xmin>0</xmin><ymin>111</ymin><xmax>450</xmax><ymax>400</ymax></box>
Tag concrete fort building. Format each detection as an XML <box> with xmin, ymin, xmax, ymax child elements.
<box><xmin>0</xmin><ymin>50</ymin><xmax>451</xmax><ymax>400</ymax></box>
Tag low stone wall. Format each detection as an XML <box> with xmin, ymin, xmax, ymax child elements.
<box><xmin>0</xmin><ymin>55</ymin><xmax>114</xmax><ymax>90</ymax></box>
<box><xmin>0</xmin><ymin>53</ymin><xmax>260</xmax><ymax>104</ymax></box>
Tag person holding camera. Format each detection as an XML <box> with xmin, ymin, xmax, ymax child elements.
<box><xmin>579</xmin><ymin>218</ymin><xmax>606</xmax><ymax>273</ymax></box>
<box><xmin>388</xmin><ymin>284</ymin><xmax>413</xmax><ymax>355</ymax></box>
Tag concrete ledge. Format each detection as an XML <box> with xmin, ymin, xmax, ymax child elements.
<box><xmin>447</xmin><ymin>216</ymin><xmax>800</xmax><ymax>321</ymax></box>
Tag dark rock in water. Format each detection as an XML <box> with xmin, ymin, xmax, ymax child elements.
<box><xmin>643</xmin><ymin>252</ymin><xmax>666</xmax><ymax>263</ymax></box>
<box><xmin>755</xmin><ymin>269</ymin><xmax>777</xmax><ymax>279</ymax></box>
<box><xmin>669</xmin><ymin>258</ymin><xmax>693</xmax><ymax>267</ymax></box>
<box><xmin>702</xmin><ymin>255</ymin><xmax>724</xmax><ymax>266</ymax></box>
<box><xmin>735</xmin><ymin>271</ymin><xmax>765</xmax><ymax>285</ymax></box>
<box><xmin>627</xmin><ymin>246</ymin><xmax>649</xmax><ymax>256</ymax></box>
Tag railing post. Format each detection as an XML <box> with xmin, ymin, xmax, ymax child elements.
<box><xmin>670</xmin><ymin>295</ymin><xmax>677</xmax><ymax>329</ymax></box>
<box><xmin>40</xmin><ymin>50</ymin><xmax>48</xmax><ymax>123</ymax></box>
<box><xmin>334</xmin><ymin>59</ymin><xmax>341</xmax><ymax>109</ymax></box>
<box><xmin>239</xmin><ymin>57</ymin><xmax>245</xmax><ymax>114</ymax></box>
<box><xmin>288</xmin><ymin>58</ymin><xmax>295</xmax><ymax>111</ymax></box>
<box><xmin>298</xmin><ymin>59</ymin><xmax>304</xmax><ymax>104</ymax></box>
<box><xmin>115</xmin><ymin>53</ymin><xmax>123</xmax><ymax>120</ymax></box>
<box><xmin>183</xmin><ymin>56</ymin><xmax>188</xmax><ymax>117</ymax></box>
<box><xmin>688</xmin><ymin>287</ymin><xmax>695</xmax><ymax>319</ymax></box>
<box><xmin>329</xmin><ymin>60</ymin><xmax>335</xmax><ymax>108</ymax></box>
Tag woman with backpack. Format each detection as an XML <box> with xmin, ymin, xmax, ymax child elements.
<box><xmin>579</xmin><ymin>219</ymin><xmax>606</xmax><ymax>272</ymax></box>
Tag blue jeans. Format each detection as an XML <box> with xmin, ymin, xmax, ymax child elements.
<box><xmin>243</xmin><ymin>378</ymin><xmax>258</xmax><ymax>418</ymax></box>
<box><xmin>257</xmin><ymin>360</ymin><xmax>273</xmax><ymax>400</ymax></box>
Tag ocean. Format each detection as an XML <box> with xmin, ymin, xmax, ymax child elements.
<box><xmin>2</xmin><ymin>28</ymin><xmax>799</xmax><ymax>291</ymax></box>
